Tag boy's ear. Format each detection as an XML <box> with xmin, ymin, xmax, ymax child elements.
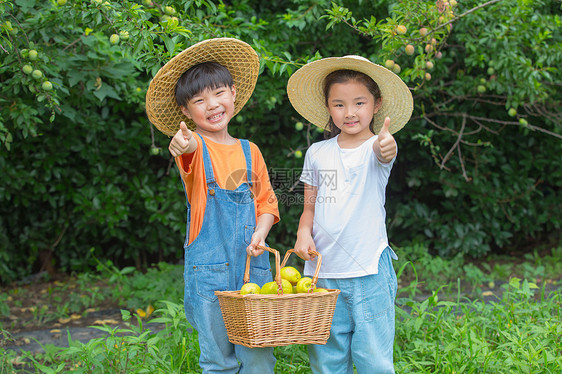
<box><xmin>373</xmin><ymin>98</ymin><xmax>383</xmax><ymax>114</ymax></box>
<box><xmin>180</xmin><ymin>106</ymin><xmax>192</xmax><ymax>119</ymax></box>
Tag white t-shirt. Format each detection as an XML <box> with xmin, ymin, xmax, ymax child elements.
<box><xmin>300</xmin><ymin>135</ymin><xmax>397</xmax><ymax>278</ymax></box>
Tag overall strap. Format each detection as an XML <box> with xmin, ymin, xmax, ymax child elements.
<box><xmin>196</xmin><ymin>134</ymin><xmax>216</xmax><ymax>186</ymax></box>
<box><xmin>240</xmin><ymin>139</ymin><xmax>253</xmax><ymax>187</ymax></box>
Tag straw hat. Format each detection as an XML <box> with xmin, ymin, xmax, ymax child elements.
<box><xmin>146</xmin><ymin>38</ymin><xmax>260</xmax><ymax>136</ymax></box>
<box><xmin>287</xmin><ymin>56</ymin><xmax>413</xmax><ymax>134</ymax></box>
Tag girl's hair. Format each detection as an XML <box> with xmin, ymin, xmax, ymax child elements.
<box><xmin>175</xmin><ymin>62</ymin><xmax>234</xmax><ymax>107</ymax></box>
<box><xmin>322</xmin><ymin>69</ymin><xmax>382</xmax><ymax>139</ymax></box>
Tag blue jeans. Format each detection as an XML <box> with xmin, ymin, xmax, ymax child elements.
<box><xmin>308</xmin><ymin>247</ymin><xmax>398</xmax><ymax>374</ymax></box>
<box><xmin>183</xmin><ymin>135</ymin><xmax>275</xmax><ymax>373</ymax></box>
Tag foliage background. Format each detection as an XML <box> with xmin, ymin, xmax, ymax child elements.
<box><xmin>0</xmin><ymin>0</ymin><xmax>560</xmax><ymax>283</ymax></box>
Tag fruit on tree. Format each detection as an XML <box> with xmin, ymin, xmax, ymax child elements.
<box><xmin>384</xmin><ymin>60</ymin><xmax>395</xmax><ymax>69</ymax></box>
<box><xmin>28</xmin><ymin>50</ymin><xmax>38</xmax><ymax>61</ymax></box>
<box><xmin>22</xmin><ymin>65</ymin><xmax>33</xmax><ymax>74</ymax></box>
<box><xmin>426</xmin><ymin>61</ymin><xmax>434</xmax><ymax>69</ymax></box>
<box><xmin>149</xmin><ymin>146</ymin><xmax>161</xmax><ymax>155</ymax></box>
<box><xmin>392</xmin><ymin>63</ymin><xmax>401</xmax><ymax>74</ymax></box>
<box><xmin>240</xmin><ymin>282</ymin><xmax>261</xmax><ymax>295</ymax></box>
<box><xmin>425</xmin><ymin>73</ymin><xmax>432</xmax><ymax>81</ymax></box>
<box><xmin>142</xmin><ymin>0</ymin><xmax>153</xmax><ymax>6</ymax></box>
<box><xmin>57</xmin><ymin>0</ymin><xmax>67</xmax><ymax>5</ymax></box>
<box><xmin>487</xmin><ymin>67</ymin><xmax>495</xmax><ymax>75</ymax></box>
<box><xmin>42</xmin><ymin>81</ymin><xmax>53</xmax><ymax>91</ymax></box>
<box><xmin>477</xmin><ymin>85</ymin><xmax>486</xmax><ymax>94</ymax></box>
<box><xmin>405</xmin><ymin>44</ymin><xmax>415</xmax><ymax>56</ymax></box>
<box><xmin>519</xmin><ymin>118</ymin><xmax>528</xmax><ymax>126</ymax></box>
<box><xmin>32</xmin><ymin>69</ymin><xmax>43</xmax><ymax>80</ymax></box>
<box><xmin>294</xmin><ymin>150</ymin><xmax>303</xmax><ymax>159</ymax></box>
<box><xmin>295</xmin><ymin>121</ymin><xmax>304</xmax><ymax>131</ymax></box>
<box><xmin>508</xmin><ymin>108</ymin><xmax>517</xmax><ymax>117</ymax></box>
<box><xmin>395</xmin><ymin>25</ymin><xmax>407</xmax><ymax>35</ymax></box>
<box><xmin>425</xmin><ymin>44</ymin><xmax>433</xmax><ymax>53</ymax></box>
<box><xmin>280</xmin><ymin>266</ymin><xmax>301</xmax><ymax>285</ymax></box>
<box><xmin>164</xmin><ymin>6</ymin><xmax>176</xmax><ymax>15</ymax></box>
<box><xmin>419</xmin><ymin>27</ymin><xmax>428</xmax><ymax>37</ymax></box>
<box><xmin>296</xmin><ymin>277</ymin><xmax>313</xmax><ymax>293</ymax></box>
<box><xmin>431</xmin><ymin>38</ymin><xmax>437</xmax><ymax>46</ymax></box>
<box><xmin>436</xmin><ymin>51</ymin><xmax>443</xmax><ymax>59</ymax></box>
<box><xmin>119</xmin><ymin>31</ymin><xmax>129</xmax><ymax>41</ymax></box>
<box><xmin>110</xmin><ymin>34</ymin><xmax>120</xmax><ymax>45</ymax></box>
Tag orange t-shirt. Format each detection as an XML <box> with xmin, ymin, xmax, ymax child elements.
<box><xmin>175</xmin><ymin>135</ymin><xmax>279</xmax><ymax>244</ymax></box>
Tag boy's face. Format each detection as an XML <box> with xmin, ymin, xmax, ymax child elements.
<box><xmin>180</xmin><ymin>84</ymin><xmax>237</xmax><ymax>134</ymax></box>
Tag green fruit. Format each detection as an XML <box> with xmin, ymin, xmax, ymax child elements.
<box><xmin>419</xmin><ymin>27</ymin><xmax>428</xmax><ymax>37</ymax></box>
<box><xmin>164</xmin><ymin>6</ymin><xmax>176</xmax><ymax>15</ymax></box>
<box><xmin>295</xmin><ymin>122</ymin><xmax>304</xmax><ymax>131</ymax></box>
<box><xmin>296</xmin><ymin>277</ymin><xmax>313</xmax><ymax>293</ymax></box>
<box><xmin>519</xmin><ymin>118</ymin><xmax>528</xmax><ymax>126</ymax></box>
<box><xmin>149</xmin><ymin>146</ymin><xmax>161</xmax><ymax>155</ymax></box>
<box><xmin>294</xmin><ymin>150</ymin><xmax>303</xmax><ymax>159</ymax></box>
<box><xmin>22</xmin><ymin>65</ymin><xmax>33</xmax><ymax>74</ymax></box>
<box><xmin>405</xmin><ymin>44</ymin><xmax>415</xmax><ymax>56</ymax></box>
<box><xmin>32</xmin><ymin>69</ymin><xmax>43</xmax><ymax>80</ymax></box>
<box><xmin>487</xmin><ymin>67</ymin><xmax>495</xmax><ymax>75</ymax></box>
<box><xmin>57</xmin><ymin>0</ymin><xmax>67</xmax><ymax>5</ymax></box>
<box><xmin>142</xmin><ymin>0</ymin><xmax>153</xmax><ymax>6</ymax></box>
<box><xmin>281</xmin><ymin>266</ymin><xmax>302</xmax><ymax>285</ymax></box>
<box><xmin>260</xmin><ymin>281</ymin><xmax>280</xmax><ymax>295</ymax></box>
<box><xmin>508</xmin><ymin>108</ymin><xmax>517</xmax><ymax>117</ymax></box>
<box><xmin>28</xmin><ymin>50</ymin><xmax>38</xmax><ymax>61</ymax></box>
<box><xmin>392</xmin><ymin>63</ymin><xmax>401</xmax><ymax>74</ymax></box>
<box><xmin>119</xmin><ymin>31</ymin><xmax>129</xmax><ymax>40</ymax></box>
<box><xmin>384</xmin><ymin>59</ymin><xmax>395</xmax><ymax>69</ymax></box>
<box><xmin>240</xmin><ymin>282</ymin><xmax>261</xmax><ymax>295</ymax></box>
<box><xmin>109</xmin><ymin>34</ymin><xmax>120</xmax><ymax>45</ymax></box>
<box><xmin>42</xmin><ymin>81</ymin><xmax>53</xmax><ymax>91</ymax></box>
<box><xmin>477</xmin><ymin>85</ymin><xmax>486</xmax><ymax>94</ymax></box>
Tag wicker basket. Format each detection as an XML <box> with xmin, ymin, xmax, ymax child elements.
<box><xmin>215</xmin><ymin>246</ymin><xmax>340</xmax><ymax>348</ymax></box>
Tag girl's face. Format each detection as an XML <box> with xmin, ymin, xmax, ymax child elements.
<box><xmin>326</xmin><ymin>79</ymin><xmax>381</xmax><ymax>139</ymax></box>
<box><xmin>181</xmin><ymin>84</ymin><xmax>236</xmax><ymax>135</ymax></box>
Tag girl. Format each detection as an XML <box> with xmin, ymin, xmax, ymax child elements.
<box><xmin>287</xmin><ymin>56</ymin><xmax>413</xmax><ymax>373</ymax></box>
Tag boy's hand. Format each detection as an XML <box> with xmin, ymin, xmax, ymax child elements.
<box><xmin>169</xmin><ymin>122</ymin><xmax>194</xmax><ymax>157</ymax></box>
<box><xmin>374</xmin><ymin>117</ymin><xmax>397</xmax><ymax>163</ymax></box>
<box><xmin>246</xmin><ymin>232</ymin><xmax>266</xmax><ymax>257</ymax></box>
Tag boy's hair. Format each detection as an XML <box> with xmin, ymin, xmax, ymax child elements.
<box><xmin>322</xmin><ymin>69</ymin><xmax>382</xmax><ymax>139</ymax></box>
<box><xmin>175</xmin><ymin>62</ymin><xmax>234</xmax><ymax>107</ymax></box>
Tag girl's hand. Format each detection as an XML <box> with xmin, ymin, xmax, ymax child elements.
<box><xmin>169</xmin><ymin>122</ymin><xmax>195</xmax><ymax>157</ymax></box>
<box><xmin>293</xmin><ymin>233</ymin><xmax>316</xmax><ymax>261</ymax></box>
<box><xmin>374</xmin><ymin>117</ymin><xmax>397</xmax><ymax>163</ymax></box>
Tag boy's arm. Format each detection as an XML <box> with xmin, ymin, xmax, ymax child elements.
<box><xmin>293</xmin><ymin>183</ymin><xmax>317</xmax><ymax>261</ymax></box>
<box><xmin>246</xmin><ymin>213</ymin><xmax>276</xmax><ymax>256</ymax></box>
<box><xmin>373</xmin><ymin>116</ymin><xmax>397</xmax><ymax>163</ymax></box>
<box><xmin>169</xmin><ymin>121</ymin><xmax>197</xmax><ymax>157</ymax></box>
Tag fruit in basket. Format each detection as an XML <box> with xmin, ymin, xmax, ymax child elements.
<box><xmin>296</xmin><ymin>277</ymin><xmax>313</xmax><ymax>293</ymax></box>
<box><xmin>240</xmin><ymin>282</ymin><xmax>261</xmax><ymax>295</ymax></box>
<box><xmin>314</xmin><ymin>288</ymin><xmax>328</xmax><ymax>293</ymax></box>
<box><xmin>281</xmin><ymin>279</ymin><xmax>294</xmax><ymax>294</ymax></box>
<box><xmin>260</xmin><ymin>281</ymin><xmax>280</xmax><ymax>294</ymax></box>
<box><xmin>280</xmin><ymin>266</ymin><xmax>301</xmax><ymax>285</ymax></box>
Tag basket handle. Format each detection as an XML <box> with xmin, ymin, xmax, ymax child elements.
<box><xmin>244</xmin><ymin>245</ymin><xmax>283</xmax><ymax>293</ymax></box>
<box><xmin>281</xmin><ymin>249</ymin><xmax>322</xmax><ymax>293</ymax></box>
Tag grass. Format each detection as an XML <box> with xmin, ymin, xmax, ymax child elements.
<box><xmin>0</xmin><ymin>244</ymin><xmax>560</xmax><ymax>373</ymax></box>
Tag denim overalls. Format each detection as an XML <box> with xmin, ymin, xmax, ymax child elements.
<box><xmin>182</xmin><ymin>134</ymin><xmax>276</xmax><ymax>373</ymax></box>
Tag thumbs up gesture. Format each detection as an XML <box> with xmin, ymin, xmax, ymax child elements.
<box><xmin>169</xmin><ymin>122</ymin><xmax>197</xmax><ymax>157</ymax></box>
<box><xmin>373</xmin><ymin>117</ymin><xmax>397</xmax><ymax>163</ymax></box>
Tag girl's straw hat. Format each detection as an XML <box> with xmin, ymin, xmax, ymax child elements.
<box><xmin>146</xmin><ymin>38</ymin><xmax>260</xmax><ymax>136</ymax></box>
<box><xmin>287</xmin><ymin>56</ymin><xmax>413</xmax><ymax>134</ymax></box>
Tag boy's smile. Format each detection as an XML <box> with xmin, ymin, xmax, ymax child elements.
<box><xmin>181</xmin><ymin>85</ymin><xmax>237</xmax><ymax>138</ymax></box>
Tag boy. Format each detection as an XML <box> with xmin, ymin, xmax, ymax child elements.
<box><xmin>146</xmin><ymin>38</ymin><xmax>279</xmax><ymax>373</ymax></box>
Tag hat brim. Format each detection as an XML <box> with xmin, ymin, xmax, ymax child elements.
<box><xmin>287</xmin><ymin>56</ymin><xmax>413</xmax><ymax>134</ymax></box>
<box><xmin>146</xmin><ymin>38</ymin><xmax>260</xmax><ymax>136</ymax></box>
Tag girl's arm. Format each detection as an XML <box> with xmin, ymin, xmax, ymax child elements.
<box><xmin>246</xmin><ymin>213</ymin><xmax>275</xmax><ymax>256</ymax></box>
<box><xmin>293</xmin><ymin>183</ymin><xmax>318</xmax><ymax>261</ymax></box>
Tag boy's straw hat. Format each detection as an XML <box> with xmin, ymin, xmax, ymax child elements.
<box><xmin>146</xmin><ymin>38</ymin><xmax>260</xmax><ymax>136</ymax></box>
<box><xmin>287</xmin><ymin>56</ymin><xmax>413</xmax><ymax>134</ymax></box>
